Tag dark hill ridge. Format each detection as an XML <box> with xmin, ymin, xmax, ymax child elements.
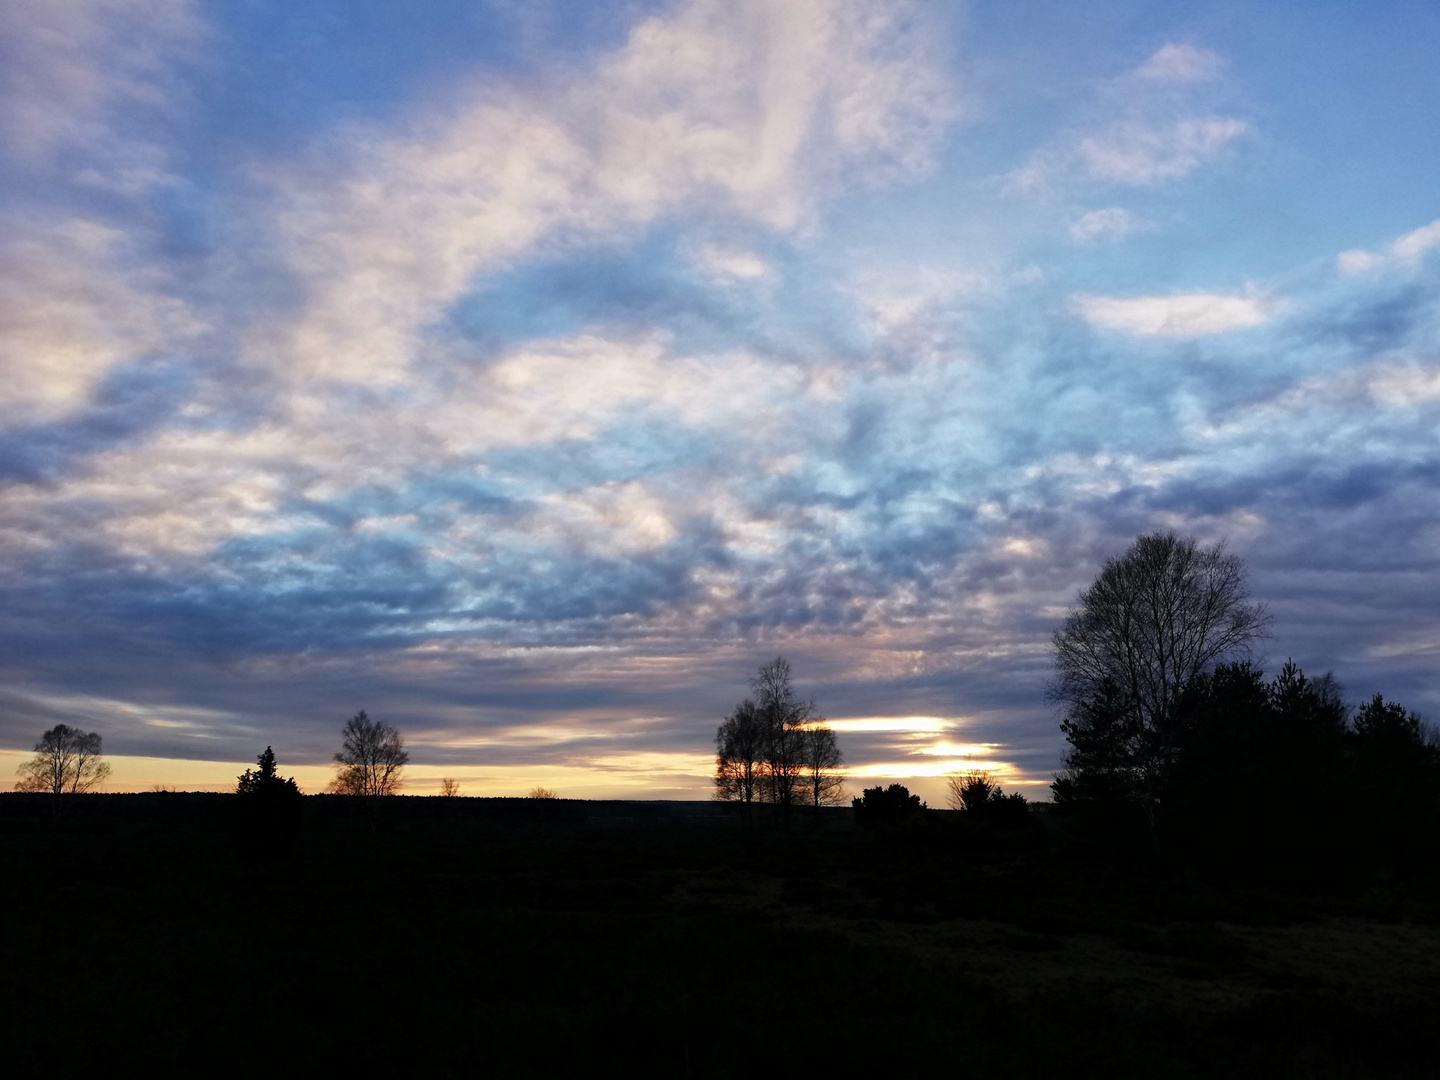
<box><xmin>0</xmin><ymin>791</ymin><xmax>857</xmax><ymax>830</ymax></box>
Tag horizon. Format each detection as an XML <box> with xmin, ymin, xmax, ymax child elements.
<box><xmin>2</xmin><ymin>0</ymin><xmax>1437</xmax><ymax>803</ymax></box>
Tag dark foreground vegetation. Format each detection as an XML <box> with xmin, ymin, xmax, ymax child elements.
<box><xmin>2</xmin><ymin>794</ymin><xmax>1438</xmax><ymax>1077</ymax></box>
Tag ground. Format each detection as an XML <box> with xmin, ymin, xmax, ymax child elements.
<box><xmin>0</xmin><ymin>795</ymin><xmax>1435</xmax><ymax>1076</ymax></box>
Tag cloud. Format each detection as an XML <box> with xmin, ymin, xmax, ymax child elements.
<box><xmin>843</xmin><ymin>263</ymin><xmax>992</xmax><ymax>343</ymax></box>
<box><xmin>1072</xmin><ymin>292</ymin><xmax>1277</xmax><ymax>336</ymax></box>
<box><xmin>1135</xmin><ymin>43</ymin><xmax>1222</xmax><ymax>83</ymax></box>
<box><xmin>1068</xmin><ymin>206</ymin><xmax>1141</xmax><ymax>243</ymax></box>
<box><xmin>0</xmin><ymin>216</ymin><xmax>205</xmax><ymax>422</ymax></box>
<box><xmin>1393</xmin><ymin>220</ymin><xmax>1440</xmax><ymax>262</ymax></box>
<box><xmin>691</xmin><ymin>243</ymin><xmax>770</xmax><ymax>282</ymax></box>
<box><xmin>1338</xmin><ymin>219</ymin><xmax>1440</xmax><ymax>276</ymax></box>
<box><xmin>0</xmin><ymin>1</ymin><xmax>205</xmax><ymax>423</ymax></box>
<box><xmin>1079</xmin><ymin>116</ymin><xmax>1247</xmax><ymax>185</ymax></box>
<box><xmin>263</xmin><ymin>0</ymin><xmax>957</xmax><ymax>384</ymax></box>
<box><xmin>1003</xmin><ymin>44</ymin><xmax>1246</xmax><ymax>193</ymax></box>
<box><xmin>0</xmin><ymin>0</ymin><xmax>200</xmax><ymax>170</ymax></box>
<box><xmin>1195</xmin><ymin>361</ymin><xmax>1440</xmax><ymax>445</ymax></box>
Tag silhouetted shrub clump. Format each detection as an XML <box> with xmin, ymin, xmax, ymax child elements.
<box><xmin>853</xmin><ymin>784</ymin><xmax>926</xmax><ymax>829</ymax></box>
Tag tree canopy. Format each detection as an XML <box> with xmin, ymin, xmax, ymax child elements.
<box><xmin>330</xmin><ymin>711</ymin><xmax>408</xmax><ymax>796</ymax></box>
<box><xmin>14</xmin><ymin>724</ymin><xmax>111</xmax><ymax>805</ymax></box>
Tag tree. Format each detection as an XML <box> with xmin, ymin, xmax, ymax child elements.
<box><xmin>752</xmin><ymin>656</ymin><xmax>813</xmax><ymax>828</ymax></box>
<box><xmin>1051</xmin><ymin>676</ymin><xmax>1144</xmax><ymax>813</ymax></box>
<box><xmin>714</xmin><ymin>698</ymin><xmax>765</xmax><ymax>825</ymax></box>
<box><xmin>527</xmin><ymin>786</ymin><xmax>558</xmax><ymax>799</ymax></box>
<box><xmin>236</xmin><ymin>745</ymin><xmax>302</xmax><ymax>856</ymax></box>
<box><xmin>14</xmin><ymin>724</ymin><xmax>111</xmax><ymax>810</ymax></box>
<box><xmin>798</xmin><ymin>720</ymin><xmax>846</xmax><ymax>827</ymax></box>
<box><xmin>439</xmin><ymin>778</ymin><xmax>460</xmax><ymax>797</ymax></box>
<box><xmin>237</xmin><ymin>746</ymin><xmax>301</xmax><ymax>797</ymax></box>
<box><xmin>1164</xmin><ymin>660</ymin><xmax>1350</xmax><ymax>875</ymax></box>
<box><xmin>1051</xmin><ymin>532</ymin><xmax>1268</xmax><ymax>831</ymax></box>
<box><xmin>329</xmin><ymin>711</ymin><xmax>408</xmax><ymax>796</ymax></box>
<box><xmin>1353</xmin><ymin>693</ymin><xmax>1429</xmax><ymax>756</ymax></box>
<box><xmin>714</xmin><ymin>658</ymin><xmax>836</xmax><ymax>830</ymax></box>
<box><xmin>1351</xmin><ymin>693</ymin><xmax>1440</xmax><ymax>834</ymax></box>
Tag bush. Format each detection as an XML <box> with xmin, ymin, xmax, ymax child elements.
<box><xmin>853</xmin><ymin>784</ymin><xmax>925</xmax><ymax>829</ymax></box>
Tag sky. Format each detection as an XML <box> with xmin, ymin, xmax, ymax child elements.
<box><xmin>2</xmin><ymin>0</ymin><xmax>1438</xmax><ymax>801</ymax></box>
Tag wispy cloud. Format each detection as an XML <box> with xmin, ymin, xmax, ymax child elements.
<box><xmin>1068</xmin><ymin>206</ymin><xmax>1143</xmax><ymax>243</ymax></box>
<box><xmin>1338</xmin><ymin>219</ymin><xmax>1440</xmax><ymax>276</ymax></box>
<box><xmin>691</xmin><ymin>243</ymin><xmax>771</xmax><ymax>282</ymax></box>
<box><xmin>1079</xmin><ymin>115</ymin><xmax>1247</xmax><ymax>185</ymax></box>
<box><xmin>1004</xmin><ymin>41</ymin><xmax>1246</xmax><ymax>194</ymax></box>
<box><xmin>1135</xmin><ymin>43</ymin><xmax>1222</xmax><ymax>83</ymax></box>
<box><xmin>1072</xmin><ymin>292</ymin><xmax>1278</xmax><ymax>336</ymax></box>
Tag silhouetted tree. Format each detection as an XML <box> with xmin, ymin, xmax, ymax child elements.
<box><xmin>1353</xmin><ymin>693</ymin><xmax>1430</xmax><ymax>758</ymax></box>
<box><xmin>714</xmin><ymin>698</ymin><xmax>765</xmax><ymax>826</ymax></box>
<box><xmin>237</xmin><ymin>745</ymin><xmax>300</xmax><ymax>797</ymax></box>
<box><xmin>1051</xmin><ymin>532</ymin><xmax>1268</xmax><ymax>833</ymax></box>
<box><xmin>1166</xmin><ymin>660</ymin><xmax>1355</xmax><ymax>877</ymax></box>
<box><xmin>1350</xmin><ymin>693</ymin><xmax>1440</xmax><ymax>865</ymax></box>
<box><xmin>236</xmin><ymin>745</ymin><xmax>301</xmax><ymax>856</ymax></box>
<box><xmin>14</xmin><ymin>724</ymin><xmax>111</xmax><ymax>812</ymax></box>
<box><xmin>799</xmin><ymin>720</ymin><xmax>846</xmax><ymax>827</ymax></box>
<box><xmin>330</xmin><ymin>711</ymin><xmax>408</xmax><ymax>796</ymax></box>
<box><xmin>1051</xmin><ymin>676</ymin><xmax>1144</xmax><ymax>816</ymax></box>
<box><xmin>439</xmin><ymin>778</ymin><xmax>460</xmax><ymax>797</ymax></box>
<box><xmin>852</xmin><ymin>784</ymin><xmax>924</xmax><ymax>829</ymax></box>
<box><xmin>715</xmin><ymin>658</ymin><xmax>825</xmax><ymax>829</ymax></box>
<box><xmin>527</xmin><ymin>786</ymin><xmax>558</xmax><ymax>799</ymax></box>
<box><xmin>753</xmin><ymin>656</ymin><xmax>814</xmax><ymax>828</ymax></box>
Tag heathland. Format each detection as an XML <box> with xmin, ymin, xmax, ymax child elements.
<box><xmin>1</xmin><ymin>793</ymin><xmax>1436</xmax><ymax>1076</ymax></box>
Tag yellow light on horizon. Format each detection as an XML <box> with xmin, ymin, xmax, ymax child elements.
<box><xmin>825</xmin><ymin>716</ymin><xmax>953</xmax><ymax>734</ymax></box>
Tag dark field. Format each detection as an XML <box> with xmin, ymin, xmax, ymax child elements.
<box><xmin>2</xmin><ymin>795</ymin><xmax>1437</xmax><ymax>1076</ymax></box>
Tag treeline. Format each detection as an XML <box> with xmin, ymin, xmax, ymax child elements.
<box><xmin>1053</xmin><ymin>533</ymin><xmax>1439</xmax><ymax>883</ymax></box>
<box><xmin>1058</xmin><ymin>659</ymin><xmax>1440</xmax><ymax>880</ymax></box>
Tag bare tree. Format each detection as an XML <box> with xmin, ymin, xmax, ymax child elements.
<box><xmin>798</xmin><ymin>720</ymin><xmax>846</xmax><ymax>828</ymax></box>
<box><xmin>714</xmin><ymin>658</ymin><xmax>826</xmax><ymax>829</ymax></box>
<box><xmin>527</xmin><ymin>786</ymin><xmax>558</xmax><ymax>799</ymax></box>
<box><xmin>14</xmin><ymin>724</ymin><xmax>111</xmax><ymax>811</ymax></box>
<box><xmin>329</xmin><ymin>711</ymin><xmax>408</xmax><ymax>796</ymax></box>
<box><xmin>439</xmin><ymin>778</ymin><xmax>460</xmax><ymax>797</ymax></box>
<box><xmin>1051</xmin><ymin>532</ymin><xmax>1268</xmax><ymax>829</ymax></box>
<box><xmin>714</xmin><ymin>698</ymin><xmax>765</xmax><ymax>826</ymax></box>
<box><xmin>752</xmin><ymin>656</ymin><xmax>813</xmax><ymax>828</ymax></box>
